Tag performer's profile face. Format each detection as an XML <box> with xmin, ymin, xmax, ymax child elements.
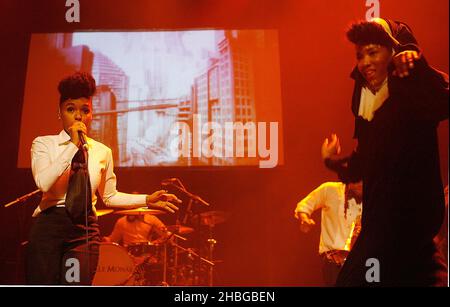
<box><xmin>355</xmin><ymin>44</ymin><xmax>392</xmax><ymax>89</ymax></box>
<box><xmin>59</xmin><ymin>97</ymin><xmax>93</xmax><ymax>131</ymax></box>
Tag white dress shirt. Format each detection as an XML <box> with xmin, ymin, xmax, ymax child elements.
<box><xmin>294</xmin><ymin>182</ymin><xmax>362</xmax><ymax>254</ymax></box>
<box><xmin>31</xmin><ymin>130</ymin><xmax>147</xmax><ymax>217</ymax></box>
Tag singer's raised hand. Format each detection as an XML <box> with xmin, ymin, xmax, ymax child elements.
<box><xmin>321</xmin><ymin>133</ymin><xmax>341</xmax><ymax>161</ymax></box>
<box><xmin>392</xmin><ymin>50</ymin><xmax>420</xmax><ymax>78</ymax></box>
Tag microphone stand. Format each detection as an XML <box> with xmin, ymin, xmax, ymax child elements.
<box><xmin>79</xmin><ymin>133</ymin><xmax>91</xmax><ymax>285</ymax></box>
<box><xmin>161</xmin><ymin>178</ymin><xmax>212</xmax><ymax>285</ymax></box>
<box><xmin>3</xmin><ymin>189</ymin><xmax>41</xmax><ymax>208</ymax></box>
<box><xmin>162</xmin><ymin>179</ymin><xmax>210</xmax><ymax>207</ymax></box>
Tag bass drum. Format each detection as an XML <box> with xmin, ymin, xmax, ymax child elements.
<box><xmin>92</xmin><ymin>243</ymin><xmax>135</xmax><ymax>286</ymax></box>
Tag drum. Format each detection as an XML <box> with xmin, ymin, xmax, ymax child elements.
<box><xmin>126</xmin><ymin>242</ymin><xmax>167</xmax><ymax>285</ymax></box>
<box><xmin>92</xmin><ymin>243</ymin><xmax>135</xmax><ymax>286</ymax></box>
<box><xmin>127</xmin><ymin>242</ymin><xmax>163</xmax><ymax>264</ymax></box>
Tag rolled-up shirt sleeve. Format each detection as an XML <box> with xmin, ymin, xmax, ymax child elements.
<box><xmin>99</xmin><ymin>148</ymin><xmax>147</xmax><ymax>208</ymax></box>
<box><xmin>294</xmin><ymin>183</ymin><xmax>328</xmax><ymax>219</ymax></box>
<box><xmin>31</xmin><ymin>137</ymin><xmax>79</xmax><ymax>193</ymax></box>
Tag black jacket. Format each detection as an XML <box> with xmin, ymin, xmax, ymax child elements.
<box><xmin>326</xmin><ymin>20</ymin><xmax>449</xmax><ymax>286</ymax></box>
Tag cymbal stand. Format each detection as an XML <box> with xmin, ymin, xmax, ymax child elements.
<box><xmin>171</xmin><ymin>241</ymin><xmax>214</xmax><ymax>267</ymax></box>
<box><xmin>160</xmin><ymin>178</ymin><xmax>212</xmax><ymax>285</ymax></box>
<box><xmin>162</xmin><ymin>241</ymin><xmax>168</xmax><ymax>286</ymax></box>
<box><xmin>162</xmin><ymin>231</ymin><xmax>186</xmax><ymax>286</ymax></box>
<box><xmin>207</xmin><ymin>225</ymin><xmax>217</xmax><ymax>286</ymax></box>
<box><xmin>172</xmin><ymin>234</ymin><xmax>179</xmax><ymax>285</ymax></box>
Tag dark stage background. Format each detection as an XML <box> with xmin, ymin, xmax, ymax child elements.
<box><xmin>0</xmin><ymin>0</ymin><xmax>448</xmax><ymax>286</ymax></box>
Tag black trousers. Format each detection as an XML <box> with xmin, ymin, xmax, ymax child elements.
<box><xmin>321</xmin><ymin>258</ymin><xmax>342</xmax><ymax>287</ymax></box>
<box><xmin>336</xmin><ymin>233</ymin><xmax>448</xmax><ymax>286</ymax></box>
<box><xmin>26</xmin><ymin>206</ymin><xmax>100</xmax><ymax>285</ymax></box>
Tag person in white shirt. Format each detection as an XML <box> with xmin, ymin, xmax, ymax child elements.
<box><xmin>294</xmin><ymin>181</ymin><xmax>362</xmax><ymax>286</ymax></box>
<box><xmin>106</xmin><ymin>214</ymin><xmax>170</xmax><ymax>248</ymax></box>
<box><xmin>26</xmin><ymin>71</ymin><xmax>181</xmax><ymax>285</ymax></box>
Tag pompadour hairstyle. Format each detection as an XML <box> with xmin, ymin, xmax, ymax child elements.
<box><xmin>346</xmin><ymin>21</ymin><xmax>395</xmax><ymax>48</ymax></box>
<box><xmin>58</xmin><ymin>71</ymin><xmax>96</xmax><ymax>104</ymax></box>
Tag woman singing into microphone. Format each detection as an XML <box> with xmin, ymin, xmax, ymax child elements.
<box><xmin>26</xmin><ymin>71</ymin><xmax>181</xmax><ymax>285</ymax></box>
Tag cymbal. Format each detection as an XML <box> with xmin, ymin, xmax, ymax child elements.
<box><xmin>167</xmin><ymin>225</ymin><xmax>194</xmax><ymax>234</ymax></box>
<box><xmin>96</xmin><ymin>209</ymin><xmax>114</xmax><ymax>217</ymax></box>
<box><xmin>114</xmin><ymin>208</ymin><xmax>165</xmax><ymax>215</ymax></box>
<box><xmin>199</xmin><ymin>211</ymin><xmax>229</xmax><ymax>226</ymax></box>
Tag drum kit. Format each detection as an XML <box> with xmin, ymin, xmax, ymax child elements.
<box><xmin>4</xmin><ymin>178</ymin><xmax>227</xmax><ymax>286</ymax></box>
<box><xmin>92</xmin><ymin>206</ymin><xmax>229</xmax><ymax>286</ymax></box>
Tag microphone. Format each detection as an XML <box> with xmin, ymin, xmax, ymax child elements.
<box><xmin>78</xmin><ymin>131</ymin><xmax>88</xmax><ymax>151</ymax></box>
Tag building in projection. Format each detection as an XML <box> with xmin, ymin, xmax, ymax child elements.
<box><xmin>90</xmin><ymin>85</ymin><xmax>119</xmax><ymax>162</ymax></box>
<box><xmin>91</xmin><ymin>51</ymin><xmax>130</xmax><ymax>164</ymax></box>
<box><xmin>174</xmin><ymin>95</ymin><xmax>193</xmax><ymax>166</ymax></box>
<box><xmin>17</xmin><ymin>33</ymin><xmax>95</xmax><ymax>168</ymax></box>
<box><xmin>192</xmin><ymin>30</ymin><xmax>257</xmax><ymax>166</ymax></box>
<box><xmin>124</xmin><ymin>32</ymin><xmax>192</xmax><ymax>166</ymax></box>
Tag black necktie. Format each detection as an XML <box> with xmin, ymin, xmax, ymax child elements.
<box><xmin>65</xmin><ymin>148</ymin><xmax>92</xmax><ymax>224</ymax></box>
